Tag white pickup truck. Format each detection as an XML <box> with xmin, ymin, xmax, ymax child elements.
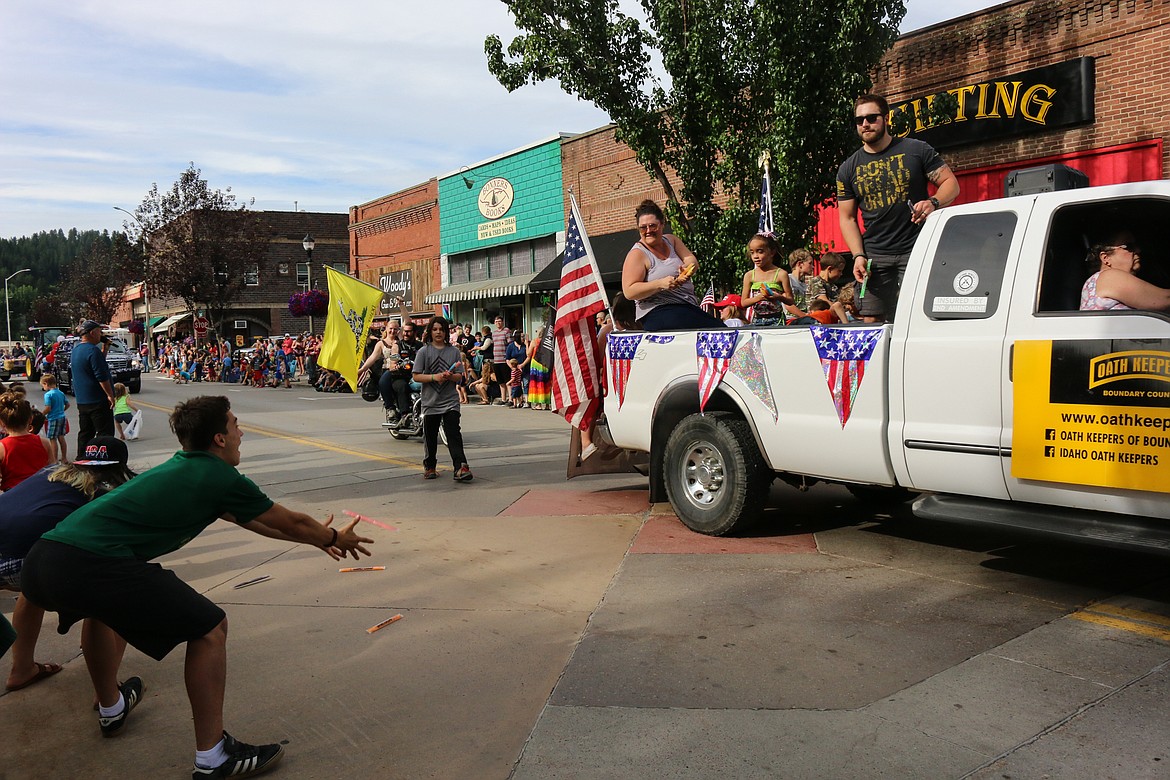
<box><xmin>603</xmin><ymin>181</ymin><xmax>1170</xmax><ymax>552</ymax></box>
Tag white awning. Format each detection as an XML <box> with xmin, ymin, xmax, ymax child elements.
<box><xmin>424</xmin><ymin>272</ymin><xmax>541</xmax><ymax>305</ymax></box>
<box><xmin>154</xmin><ymin>312</ymin><xmax>192</xmax><ymax>331</ymax></box>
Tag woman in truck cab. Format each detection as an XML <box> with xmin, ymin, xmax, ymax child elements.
<box><xmin>1081</xmin><ymin>231</ymin><xmax>1170</xmax><ymax>313</ymax></box>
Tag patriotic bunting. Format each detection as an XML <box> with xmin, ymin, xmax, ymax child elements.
<box><xmin>645</xmin><ymin>334</ymin><xmax>675</xmax><ymax>344</ymax></box>
<box><xmin>810</xmin><ymin>326</ymin><xmax>884</xmax><ymax>427</ymax></box>
<box><xmin>607</xmin><ymin>333</ymin><xmax>643</xmax><ymax>409</ymax></box>
<box><xmin>696</xmin><ymin>330</ymin><xmax>740</xmax><ymax>412</ymax></box>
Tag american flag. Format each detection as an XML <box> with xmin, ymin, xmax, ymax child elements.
<box><xmin>758</xmin><ymin>164</ymin><xmax>774</xmax><ymax>236</ymax></box>
<box><xmin>700</xmin><ymin>283</ymin><xmax>716</xmax><ymax>313</ymax></box>
<box><xmin>551</xmin><ymin>193</ymin><xmax>608</xmax><ymax>430</ymax></box>
<box><xmin>696</xmin><ymin>330</ymin><xmax>740</xmax><ymax>411</ymax></box>
<box><xmin>810</xmin><ymin>326</ymin><xmax>884</xmax><ymax>427</ymax></box>
<box><xmin>607</xmin><ymin>333</ymin><xmax>643</xmax><ymax>409</ymax></box>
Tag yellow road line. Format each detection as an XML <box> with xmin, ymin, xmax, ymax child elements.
<box><xmin>1084</xmin><ymin>603</ymin><xmax>1170</xmax><ymax>629</ymax></box>
<box><xmin>134</xmin><ymin>399</ymin><xmax>420</xmax><ymax>469</ymax></box>
<box><xmin>1069</xmin><ymin>610</ymin><xmax>1170</xmax><ymax>643</ymax></box>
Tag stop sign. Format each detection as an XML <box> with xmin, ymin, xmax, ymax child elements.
<box><xmin>193</xmin><ymin>316</ymin><xmax>209</xmax><ymax>337</ymax></box>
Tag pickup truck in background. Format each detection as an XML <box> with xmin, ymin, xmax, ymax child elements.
<box><xmin>54</xmin><ymin>333</ymin><xmax>143</xmax><ymax>395</ymax></box>
<box><xmin>603</xmin><ymin>181</ymin><xmax>1170</xmax><ymax>553</ymax></box>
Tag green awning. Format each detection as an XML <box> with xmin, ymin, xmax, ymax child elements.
<box><xmin>147</xmin><ymin>316</ymin><xmax>166</xmax><ymax>328</ymax></box>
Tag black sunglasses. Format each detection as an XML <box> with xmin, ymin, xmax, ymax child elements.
<box><xmin>853</xmin><ymin>113</ymin><xmax>883</xmax><ymax>126</ymax></box>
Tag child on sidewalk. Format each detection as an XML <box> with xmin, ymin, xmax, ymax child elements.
<box><xmin>40</xmin><ymin>374</ymin><xmax>70</xmax><ymax>464</ymax></box>
<box><xmin>507</xmin><ymin>358</ymin><xmax>524</xmax><ymax>408</ymax></box>
<box><xmin>112</xmin><ymin>383</ymin><xmax>138</xmax><ymax>441</ymax></box>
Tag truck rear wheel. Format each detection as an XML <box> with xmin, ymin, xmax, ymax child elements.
<box><xmin>663</xmin><ymin>412</ymin><xmax>770</xmax><ymax>536</ymax></box>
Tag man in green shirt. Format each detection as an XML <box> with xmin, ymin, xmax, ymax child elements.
<box><xmin>22</xmin><ymin>395</ymin><xmax>373</xmax><ymax>779</ymax></box>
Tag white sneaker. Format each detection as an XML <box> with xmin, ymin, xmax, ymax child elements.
<box><xmin>581</xmin><ymin>443</ymin><xmax>598</xmax><ymax>462</ymax></box>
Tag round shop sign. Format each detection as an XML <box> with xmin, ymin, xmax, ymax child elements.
<box><xmin>953</xmin><ymin>269</ymin><xmax>979</xmax><ymax>296</ymax></box>
<box><xmin>477</xmin><ymin>177</ymin><xmax>515</xmax><ymax>220</ymax></box>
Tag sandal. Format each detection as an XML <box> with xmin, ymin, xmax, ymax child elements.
<box><xmin>6</xmin><ymin>661</ymin><xmax>63</xmax><ymax>691</ymax></box>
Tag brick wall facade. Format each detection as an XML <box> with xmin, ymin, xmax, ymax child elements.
<box><xmin>875</xmin><ymin>0</ymin><xmax>1169</xmax><ymax>178</ymax></box>
<box><xmin>561</xmin><ymin>125</ymin><xmax>685</xmax><ymax>237</ymax></box>
<box><xmin>149</xmin><ymin>210</ymin><xmax>347</xmax><ymax>340</ymax></box>
<box><xmin>350</xmin><ymin>179</ymin><xmax>440</xmax><ymax>317</ymax></box>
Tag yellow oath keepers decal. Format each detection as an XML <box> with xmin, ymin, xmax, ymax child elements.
<box><xmin>1013</xmin><ymin>340</ymin><xmax>1170</xmax><ymax>493</ymax></box>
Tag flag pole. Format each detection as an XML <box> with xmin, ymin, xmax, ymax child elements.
<box><xmin>568</xmin><ymin>189</ymin><xmax>611</xmax><ymax>313</ymax></box>
<box><xmin>757</xmin><ymin>150</ymin><xmax>773</xmax><ymax>236</ymax></box>
<box><xmin>321</xmin><ymin>265</ymin><xmax>383</xmax><ymax>293</ymax></box>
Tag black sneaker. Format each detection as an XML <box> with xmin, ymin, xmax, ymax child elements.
<box><xmin>192</xmin><ymin>731</ymin><xmax>284</xmax><ymax>779</ymax></box>
<box><xmin>99</xmin><ymin>676</ymin><xmax>144</xmax><ymax>737</ymax></box>
<box><xmin>454</xmin><ymin>464</ymin><xmax>473</xmax><ymax>482</ymax></box>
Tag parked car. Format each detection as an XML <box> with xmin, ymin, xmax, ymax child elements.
<box><xmin>54</xmin><ymin>334</ymin><xmax>142</xmax><ymax>395</ymax></box>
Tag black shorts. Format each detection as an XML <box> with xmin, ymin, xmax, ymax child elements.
<box><xmin>21</xmin><ymin>540</ymin><xmax>225</xmax><ymax>661</ymax></box>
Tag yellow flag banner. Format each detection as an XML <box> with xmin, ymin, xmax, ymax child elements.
<box><xmin>317</xmin><ymin>267</ymin><xmax>384</xmax><ymax>392</ymax></box>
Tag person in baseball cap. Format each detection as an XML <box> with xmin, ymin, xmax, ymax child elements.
<box><xmin>1</xmin><ymin>434</ymin><xmax>135</xmax><ymax>695</ymax></box>
<box><xmin>77</xmin><ymin>320</ymin><xmax>103</xmax><ymax>336</ymax></box>
<box><xmin>74</xmin><ymin>435</ymin><xmax>129</xmax><ymax>467</ymax></box>
<box><xmin>711</xmin><ymin>294</ymin><xmax>746</xmax><ymax>327</ymax></box>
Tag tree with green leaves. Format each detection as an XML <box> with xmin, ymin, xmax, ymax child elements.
<box><xmin>58</xmin><ymin>232</ymin><xmax>141</xmax><ymax>326</ymax></box>
<box><xmin>120</xmin><ymin>164</ymin><xmax>267</xmax><ymax>337</ymax></box>
<box><xmin>487</xmin><ymin>0</ymin><xmax>905</xmax><ymax>289</ymax></box>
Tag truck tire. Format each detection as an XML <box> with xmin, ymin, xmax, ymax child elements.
<box><xmin>128</xmin><ymin>377</ymin><xmax>141</xmax><ymax>394</ymax></box>
<box><xmin>663</xmin><ymin>412</ymin><xmax>770</xmax><ymax>536</ymax></box>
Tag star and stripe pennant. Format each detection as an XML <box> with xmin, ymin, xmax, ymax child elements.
<box><xmin>606</xmin><ymin>333</ymin><xmax>643</xmax><ymax>409</ymax></box>
<box><xmin>695</xmin><ymin>330</ymin><xmax>740</xmax><ymax>412</ymax></box>
<box><xmin>550</xmin><ymin>193</ymin><xmax>608</xmax><ymax>431</ymax></box>
<box><xmin>810</xmin><ymin>326</ymin><xmax>884</xmax><ymax>427</ymax></box>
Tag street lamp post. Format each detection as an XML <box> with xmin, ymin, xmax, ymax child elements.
<box><xmin>114</xmin><ymin>206</ymin><xmax>153</xmax><ymax>369</ymax></box>
<box><xmin>302</xmin><ymin>234</ymin><xmax>315</xmax><ymax>336</ymax></box>
<box><xmin>5</xmin><ymin>268</ymin><xmax>31</xmax><ymax>343</ymax></box>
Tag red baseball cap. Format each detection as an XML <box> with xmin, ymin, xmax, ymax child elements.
<box><xmin>711</xmin><ymin>294</ymin><xmax>742</xmax><ymax>308</ymax></box>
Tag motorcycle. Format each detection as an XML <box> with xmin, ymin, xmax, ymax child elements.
<box><xmin>385</xmin><ymin>387</ymin><xmax>447</xmax><ymax>445</ymax></box>
<box><xmin>362</xmin><ymin>362</ymin><xmax>446</xmax><ymax>444</ymax></box>
<box><xmin>385</xmin><ymin>386</ymin><xmax>423</xmax><ymax>440</ymax></box>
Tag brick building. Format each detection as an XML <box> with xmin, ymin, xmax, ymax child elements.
<box><xmin>350</xmin><ymin>180</ymin><xmax>441</xmax><ymax>325</ymax></box>
<box><xmin>366</xmin><ymin>0</ymin><xmax>1167</xmax><ymax>314</ymax></box>
<box><xmin>426</xmin><ymin>137</ymin><xmax>567</xmax><ymax>336</ymax></box>
<box><xmin>149</xmin><ymin>210</ymin><xmax>348</xmax><ymax>346</ymax></box>
<box><xmin>528</xmin><ymin>125</ymin><xmax>691</xmax><ymax>302</ymax></box>
<box><xmin>818</xmin><ymin>0</ymin><xmax>1168</xmax><ymax>247</ymax></box>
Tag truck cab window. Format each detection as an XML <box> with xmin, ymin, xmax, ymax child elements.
<box><xmin>1039</xmin><ymin>196</ymin><xmax>1170</xmax><ymax>314</ymax></box>
<box><xmin>922</xmin><ymin>212</ymin><xmax>1017</xmax><ymax>320</ymax></box>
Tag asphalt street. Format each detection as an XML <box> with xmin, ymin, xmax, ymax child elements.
<box><xmin>2</xmin><ymin>372</ymin><xmax>1168</xmax><ymax>779</ymax></box>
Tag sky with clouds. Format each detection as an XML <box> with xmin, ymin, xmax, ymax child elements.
<box><xmin>0</xmin><ymin>0</ymin><xmax>1003</xmax><ymax>239</ymax></box>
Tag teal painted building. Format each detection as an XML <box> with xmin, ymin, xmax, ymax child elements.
<box><xmin>427</xmin><ymin>136</ymin><xmax>566</xmax><ymax>338</ymax></box>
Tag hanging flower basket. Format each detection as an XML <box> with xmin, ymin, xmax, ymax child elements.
<box><xmin>128</xmin><ymin>320</ymin><xmax>145</xmax><ymax>335</ymax></box>
<box><xmin>289</xmin><ymin>289</ymin><xmax>328</xmax><ymax>317</ymax></box>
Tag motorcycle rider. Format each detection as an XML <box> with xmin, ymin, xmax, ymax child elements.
<box><xmin>387</xmin><ymin>321</ymin><xmax>423</xmax><ymax>428</ymax></box>
<box><xmin>357</xmin><ymin>298</ymin><xmax>422</xmax><ymax>429</ymax></box>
